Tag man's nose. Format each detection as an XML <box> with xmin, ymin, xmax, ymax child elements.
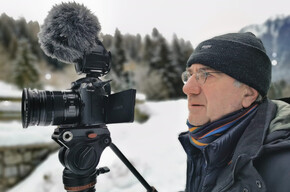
<box><xmin>182</xmin><ymin>75</ymin><xmax>201</xmax><ymax>95</ymax></box>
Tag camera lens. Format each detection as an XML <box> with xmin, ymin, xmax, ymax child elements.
<box><xmin>22</xmin><ymin>88</ymin><xmax>80</xmax><ymax>128</ymax></box>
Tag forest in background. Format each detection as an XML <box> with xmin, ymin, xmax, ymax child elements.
<box><xmin>0</xmin><ymin>13</ymin><xmax>289</xmax><ymax>100</ymax></box>
<box><xmin>0</xmin><ymin>13</ymin><xmax>193</xmax><ymax>100</ymax></box>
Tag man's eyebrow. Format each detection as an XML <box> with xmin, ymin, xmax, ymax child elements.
<box><xmin>200</xmin><ymin>67</ymin><xmax>222</xmax><ymax>72</ymax></box>
<box><xmin>199</xmin><ymin>67</ymin><xmax>212</xmax><ymax>71</ymax></box>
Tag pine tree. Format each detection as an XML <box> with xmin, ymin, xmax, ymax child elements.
<box><xmin>111</xmin><ymin>29</ymin><xmax>126</xmax><ymax>76</ymax></box>
<box><xmin>0</xmin><ymin>14</ymin><xmax>14</xmax><ymax>50</ymax></box>
<box><xmin>150</xmin><ymin>28</ymin><xmax>162</xmax><ymax>70</ymax></box>
<box><xmin>180</xmin><ymin>39</ymin><xmax>194</xmax><ymax>62</ymax></box>
<box><xmin>142</xmin><ymin>34</ymin><xmax>153</xmax><ymax>62</ymax></box>
<box><xmin>8</xmin><ymin>35</ymin><xmax>18</xmax><ymax>59</ymax></box>
<box><xmin>12</xmin><ymin>39</ymin><xmax>41</xmax><ymax>89</ymax></box>
<box><xmin>145</xmin><ymin>28</ymin><xmax>172</xmax><ymax>100</ymax></box>
<box><xmin>123</xmin><ymin>34</ymin><xmax>142</xmax><ymax>61</ymax></box>
<box><xmin>152</xmin><ymin>28</ymin><xmax>160</xmax><ymax>40</ymax></box>
<box><xmin>17</xmin><ymin>18</ymin><xmax>29</xmax><ymax>39</ymax></box>
<box><xmin>109</xmin><ymin>29</ymin><xmax>128</xmax><ymax>91</ymax></box>
<box><xmin>135</xmin><ymin>34</ymin><xmax>142</xmax><ymax>62</ymax></box>
<box><xmin>168</xmin><ymin>34</ymin><xmax>185</xmax><ymax>98</ymax></box>
<box><xmin>168</xmin><ymin>35</ymin><xmax>194</xmax><ymax>98</ymax></box>
<box><xmin>27</xmin><ymin>21</ymin><xmax>41</xmax><ymax>58</ymax></box>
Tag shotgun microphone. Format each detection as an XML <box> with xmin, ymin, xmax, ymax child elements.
<box><xmin>38</xmin><ymin>2</ymin><xmax>101</xmax><ymax>64</ymax></box>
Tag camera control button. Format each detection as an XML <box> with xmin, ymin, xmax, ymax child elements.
<box><xmin>63</xmin><ymin>131</ymin><xmax>73</xmax><ymax>142</ymax></box>
<box><xmin>88</xmin><ymin>133</ymin><xmax>97</xmax><ymax>139</ymax></box>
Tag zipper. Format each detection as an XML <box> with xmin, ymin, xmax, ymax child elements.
<box><xmin>199</xmin><ymin>148</ymin><xmax>209</xmax><ymax>192</ymax></box>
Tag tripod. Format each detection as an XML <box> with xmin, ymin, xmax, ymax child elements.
<box><xmin>52</xmin><ymin>124</ymin><xmax>157</xmax><ymax>192</ymax></box>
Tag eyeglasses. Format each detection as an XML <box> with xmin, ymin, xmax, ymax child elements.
<box><xmin>181</xmin><ymin>68</ymin><xmax>222</xmax><ymax>85</ymax></box>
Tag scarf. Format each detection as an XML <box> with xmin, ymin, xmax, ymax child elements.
<box><xmin>187</xmin><ymin>104</ymin><xmax>258</xmax><ymax>149</ymax></box>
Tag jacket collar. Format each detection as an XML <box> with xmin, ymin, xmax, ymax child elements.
<box><xmin>213</xmin><ymin>99</ymin><xmax>277</xmax><ymax>191</ymax></box>
<box><xmin>233</xmin><ymin>99</ymin><xmax>276</xmax><ymax>159</ymax></box>
<box><xmin>179</xmin><ymin>103</ymin><xmax>261</xmax><ymax>168</ymax></box>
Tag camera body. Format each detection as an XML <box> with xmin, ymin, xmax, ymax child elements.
<box><xmin>22</xmin><ymin>41</ymin><xmax>136</xmax><ymax>129</ymax></box>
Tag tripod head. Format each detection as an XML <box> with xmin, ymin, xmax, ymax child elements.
<box><xmin>52</xmin><ymin>125</ymin><xmax>111</xmax><ymax>191</ymax></box>
<box><xmin>52</xmin><ymin>124</ymin><xmax>157</xmax><ymax>192</ymax></box>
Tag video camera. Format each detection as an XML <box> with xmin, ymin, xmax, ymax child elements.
<box><xmin>21</xmin><ymin>2</ymin><xmax>157</xmax><ymax>192</ymax></box>
<box><xmin>22</xmin><ymin>40</ymin><xmax>136</xmax><ymax>128</ymax></box>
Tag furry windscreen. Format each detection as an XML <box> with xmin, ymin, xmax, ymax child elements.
<box><xmin>38</xmin><ymin>2</ymin><xmax>101</xmax><ymax>64</ymax></box>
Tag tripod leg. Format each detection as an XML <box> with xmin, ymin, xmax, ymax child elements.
<box><xmin>110</xmin><ymin>143</ymin><xmax>158</xmax><ymax>192</ymax></box>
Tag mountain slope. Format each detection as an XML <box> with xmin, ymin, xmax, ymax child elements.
<box><xmin>240</xmin><ymin>15</ymin><xmax>290</xmax><ymax>82</ymax></box>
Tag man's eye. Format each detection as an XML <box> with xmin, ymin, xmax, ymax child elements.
<box><xmin>206</xmin><ymin>72</ymin><xmax>217</xmax><ymax>77</ymax></box>
<box><xmin>206</xmin><ymin>72</ymin><xmax>212</xmax><ymax>77</ymax></box>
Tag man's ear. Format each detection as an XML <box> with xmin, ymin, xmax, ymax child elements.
<box><xmin>242</xmin><ymin>86</ymin><xmax>259</xmax><ymax>108</ymax></box>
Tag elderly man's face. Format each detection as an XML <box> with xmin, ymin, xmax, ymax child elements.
<box><xmin>183</xmin><ymin>64</ymin><xmax>255</xmax><ymax>126</ymax></box>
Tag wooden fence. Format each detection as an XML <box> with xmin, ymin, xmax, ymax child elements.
<box><xmin>0</xmin><ymin>96</ymin><xmax>21</xmax><ymax>122</ymax></box>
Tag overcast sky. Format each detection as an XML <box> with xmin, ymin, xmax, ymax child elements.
<box><xmin>1</xmin><ymin>0</ymin><xmax>290</xmax><ymax>46</ymax></box>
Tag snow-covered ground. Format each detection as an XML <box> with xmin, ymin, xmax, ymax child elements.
<box><xmin>0</xmin><ymin>81</ymin><xmax>22</xmax><ymax>98</ymax></box>
<box><xmin>0</xmin><ymin>81</ymin><xmax>189</xmax><ymax>192</ymax></box>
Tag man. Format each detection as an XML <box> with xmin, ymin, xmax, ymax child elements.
<box><xmin>179</xmin><ymin>32</ymin><xmax>290</xmax><ymax>192</ymax></box>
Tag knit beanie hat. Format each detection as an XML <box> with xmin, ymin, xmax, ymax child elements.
<box><xmin>186</xmin><ymin>32</ymin><xmax>271</xmax><ymax>97</ymax></box>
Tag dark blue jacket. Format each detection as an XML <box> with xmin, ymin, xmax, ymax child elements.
<box><xmin>179</xmin><ymin>99</ymin><xmax>290</xmax><ymax>192</ymax></box>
